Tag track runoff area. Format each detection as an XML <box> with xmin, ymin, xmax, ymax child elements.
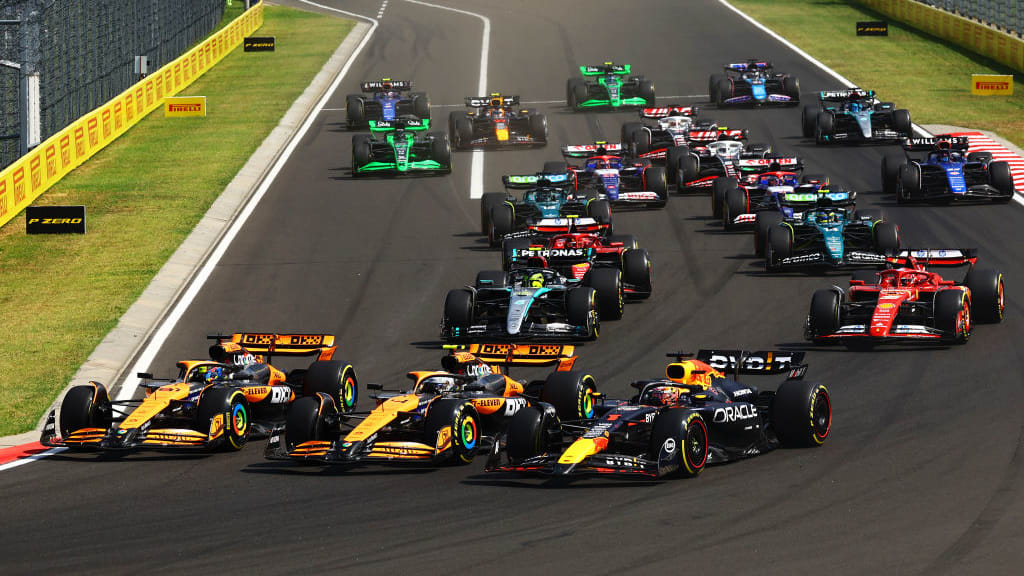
<box><xmin>3</xmin><ymin>1</ymin><xmax>1023</xmax><ymax>575</ymax></box>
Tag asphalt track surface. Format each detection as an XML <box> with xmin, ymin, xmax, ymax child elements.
<box><xmin>4</xmin><ymin>1</ymin><xmax>1023</xmax><ymax>574</ymax></box>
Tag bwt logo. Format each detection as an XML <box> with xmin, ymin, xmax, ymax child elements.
<box><xmin>168</xmin><ymin>104</ymin><xmax>202</xmax><ymax>112</ymax></box>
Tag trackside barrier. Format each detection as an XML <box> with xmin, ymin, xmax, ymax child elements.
<box><xmin>0</xmin><ymin>2</ymin><xmax>264</xmax><ymax>229</ymax></box>
<box><xmin>856</xmin><ymin>0</ymin><xmax>1024</xmax><ymax>73</ymax></box>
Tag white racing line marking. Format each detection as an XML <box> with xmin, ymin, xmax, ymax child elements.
<box><xmin>377</xmin><ymin>0</ymin><xmax>388</xmax><ymax>19</ymax></box>
<box><xmin>318</xmin><ymin>95</ymin><xmax>708</xmax><ymax>112</ymax></box>
<box><xmin>0</xmin><ymin>448</ymin><xmax>65</xmax><ymax>472</ymax></box>
<box><xmin>403</xmin><ymin>0</ymin><xmax>490</xmax><ymax>199</ymax></box>
<box><xmin>111</xmin><ymin>1</ymin><xmax>379</xmax><ymax>403</ymax></box>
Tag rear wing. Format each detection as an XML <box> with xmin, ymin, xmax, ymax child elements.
<box><xmin>693</xmin><ymin>349</ymin><xmax>806</xmax><ymax>377</ymax></box>
<box><xmin>736</xmin><ymin>156</ymin><xmax>802</xmax><ymax>172</ymax></box>
<box><xmin>779</xmin><ymin>190</ymin><xmax>855</xmax><ymax>208</ymax></box>
<box><xmin>581</xmin><ymin>63</ymin><xmax>630</xmax><ymax>76</ymax></box>
<box><xmin>369</xmin><ymin>118</ymin><xmax>430</xmax><ymax>132</ymax></box>
<box><xmin>209</xmin><ymin>333</ymin><xmax>337</xmax><ymax>362</ymax></box>
<box><xmin>446</xmin><ymin>343</ymin><xmax>577</xmax><ymax>371</ymax></box>
<box><xmin>903</xmin><ymin>135</ymin><xmax>969</xmax><ymax>152</ymax></box>
<box><xmin>726</xmin><ymin>60</ymin><xmax>771</xmax><ymax>72</ymax></box>
<box><xmin>562</xmin><ymin>142</ymin><xmax>625</xmax><ymax>158</ymax></box>
<box><xmin>466</xmin><ymin>95</ymin><xmax>519</xmax><ymax>107</ymax></box>
<box><xmin>501</xmin><ymin>172</ymin><xmax>573</xmax><ymax>189</ymax></box>
<box><xmin>818</xmin><ymin>88</ymin><xmax>873</xmax><ymax>102</ymax></box>
<box><xmin>361</xmin><ymin>79</ymin><xmax>412</xmax><ymax>92</ymax></box>
<box><xmin>640</xmin><ymin>106</ymin><xmax>696</xmax><ymax>119</ymax></box>
<box><xmin>886</xmin><ymin>249</ymin><xmax>978</xmax><ymax>269</ymax></box>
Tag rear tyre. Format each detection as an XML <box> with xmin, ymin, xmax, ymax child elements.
<box><xmin>711</xmin><ymin>177</ymin><xmax>732</xmax><ymax>218</ymax></box>
<box><xmin>489</xmin><ymin>203</ymin><xmax>514</xmax><ymax>247</ymax></box>
<box><xmin>480</xmin><ymin>192</ymin><xmax>505</xmax><ymax>236</ymax></box>
<box><xmin>934</xmin><ymin>289</ymin><xmax>970</xmax><ymax>344</ymax></box>
<box><xmin>965</xmin><ymin>268</ymin><xmax>1004</xmax><ymax>323</ymax></box>
<box><xmin>529</xmin><ymin>113</ymin><xmax>548</xmax><ymax>143</ymax></box>
<box><xmin>872</xmin><ymin>221</ymin><xmax>900</xmax><ymax>253</ymax></box>
<box><xmin>443</xmin><ymin>289</ymin><xmax>474</xmax><ymax>330</ymax></box>
<box><xmin>566</xmin><ymin>287</ymin><xmax>598</xmax><ymax>339</ymax></box>
<box><xmin>305</xmin><ymin>360</ymin><xmax>358</xmax><ymax>414</ymax></box>
<box><xmin>898</xmin><ymin>163</ymin><xmax>921</xmax><ymax>202</ymax></box>
<box><xmin>541</xmin><ymin>371</ymin><xmax>597</xmax><ymax>421</ymax></box>
<box><xmin>649</xmin><ymin>409</ymin><xmax>707</xmax><ymax>478</ymax></box>
<box><xmin>807</xmin><ymin>289</ymin><xmax>841</xmax><ymax>339</ymax></box>
<box><xmin>284</xmin><ymin>394</ymin><xmax>337</xmax><ymax>451</ymax></box>
<box><xmin>196</xmin><ymin>388</ymin><xmax>249</xmax><ymax>451</ymax></box>
<box><xmin>723</xmin><ymin>186</ymin><xmax>747</xmax><ymax>231</ymax></box>
<box><xmin>59</xmin><ymin>383</ymin><xmax>112</xmax><ymax>439</ymax></box>
<box><xmin>754</xmin><ymin>211</ymin><xmax>784</xmax><ymax>256</ymax></box>
<box><xmin>454</xmin><ymin>116</ymin><xmax>474</xmax><ymax>149</ymax></box>
<box><xmin>622</xmin><ymin>248</ymin><xmax>653</xmax><ymax>297</ymax></box>
<box><xmin>645</xmin><ymin>166</ymin><xmax>668</xmax><ymax>207</ymax></box>
<box><xmin>783</xmin><ymin>76</ymin><xmax>800</xmax><ymax>104</ymax></box>
<box><xmin>708</xmin><ymin>74</ymin><xmax>725</xmax><ymax>103</ymax></box>
<box><xmin>801</xmin><ymin>105</ymin><xmax>819</xmax><ymax>138</ymax></box>
<box><xmin>772</xmin><ymin>380</ymin><xmax>831</xmax><ymax>447</ymax></box>
<box><xmin>665</xmin><ymin>146</ymin><xmax>687</xmax><ymax>185</ymax></box>
<box><xmin>586</xmin><ymin>267</ymin><xmax>623</xmax><ymax>320</ymax></box>
<box><xmin>881</xmin><ymin>152</ymin><xmax>905</xmax><ymax>196</ymax></box>
<box><xmin>765</xmin><ymin>225</ymin><xmax>793</xmax><ymax>270</ymax></box>
<box><xmin>425</xmin><ymin>400</ymin><xmax>479</xmax><ymax>465</ymax></box>
<box><xmin>345</xmin><ymin>95</ymin><xmax>365</xmax><ymax>128</ymax></box>
<box><xmin>621</xmin><ymin>122</ymin><xmax>644</xmax><ymax>147</ymax></box>
<box><xmin>967</xmin><ymin>151</ymin><xmax>993</xmax><ymax>164</ymax></box>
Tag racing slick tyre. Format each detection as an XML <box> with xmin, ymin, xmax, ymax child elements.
<box><xmin>608</xmin><ymin>234</ymin><xmax>639</xmax><ymax>250</ymax></box>
<box><xmin>425</xmin><ymin>399</ymin><xmax>480</xmax><ymax>465</ymax></box>
<box><xmin>476</xmin><ymin>270</ymin><xmax>507</xmax><ymax>289</ymax></box>
<box><xmin>452</xmin><ymin>114</ymin><xmax>473</xmax><ymax>149</ymax></box>
<box><xmin>801</xmin><ymin>105</ymin><xmax>819</xmax><ymax>138</ymax></box>
<box><xmin>711</xmin><ymin>177</ymin><xmax>732</xmax><ymax>218</ymax></box>
<box><xmin>621</xmin><ymin>122</ymin><xmax>644</xmax><ymax>147</ymax></box>
<box><xmin>872</xmin><ymin>221</ymin><xmax>900</xmax><ymax>253</ymax></box>
<box><xmin>429</xmin><ymin>132</ymin><xmax>452</xmax><ymax>173</ymax></box>
<box><xmin>645</xmin><ymin>166</ymin><xmax>668</xmax><ymax>207</ymax></box>
<box><xmin>988</xmin><ymin>161</ymin><xmax>1015</xmax><ymax>201</ymax></box>
<box><xmin>967</xmin><ymin>151</ymin><xmax>993</xmax><ymax>164</ymax></box>
<box><xmin>783</xmin><ymin>75</ymin><xmax>800</xmax><ymax>104</ymax></box>
<box><xmin>637</xmin><ymin>79</ymin><xmax>656</xmax><ymax>106</ymax></box>
<box><xmin>851</xmin><ymin>270</ymin><xmax>879</xmax><ymax>285</ymax></box>
<box><xmin>765</xmin><ymin>225</ymin><xmax>793</xmax><ymax>270</ymax></box>
<box><xmin>543</xmin><ymin>160</ymin><xmax>568</xmax><ymax>175</ymax></box>
<box><xmin>587</xmin><ymin>199</ymin><xmax>613</xmax><ymax>227</ymax></box>
<box><xmin>723</xmin><ymin>186</ymin><xmax>748</xmax><ymax>231</ymax></box>
<box><xmin>346</xmin><ymin>95</ymin><xmax>365</xmax><ymax>128</ymax></box>
<box><xmin>506</xmin><ymin>407</ymin><xmax>558</xmax><ymax>462</ymax></box>
<box><xmin>965</xmin><ymin>268</ymin><xmax>1005</xmax><ymax>323</ymax></box>
<box><xmin>679</xmin><ymin>154</ymin><xmax>699</xmax><ymax>192</ymax></box>
<box><xmin>881</xmin><ymin>152</ymin><xmax>905</xmax><ymax>196</ymax></box>
<box><xmin>351</xmin><ymin>134</ymin><xmax>372</xmax><ymax>176</ymax></box>
<box><xmin>708</xmin><ymin>74</ymin><xmax>725</xmax><ymax>103</ymax></box>
<box><xmin>665</xmin><ymin>146</ymin><xmax>687</xmax><ymax>185</ymax></box>
<box><xmin>566</xmin><ymin>287</ymin><xmax>599</xmax><ymax>340</ymax></box>
<box><xmin>650</xmin><ymin>409</ymin><xmax>708</xmax><ymax>478</ymax></box>
<box><xmin>587</xmin><ymin>267</ymin><xmax>624</xmax><ymax>321</ymax></box>
<box><xmin>196</xmin><ymin>388</ymin><xmax>250</xmax><ymax>451</ymax></box>
<box><xmin>754</xmin><ymin>211</ymin><xmax>784</xmax><ymax>256</ymax></box>
<box><xmin>501</xmin><ymin>237</ymin><xmax>532</xmax><ymax>271</ymax></box>
<box><xmin>892</xmin><ymin>109</ymin><xmax>912</xmax><ymax>136</ymax></box>
<box><xmin>59</xmin><ymin>383</ymin><xmax>112</xmax><ymax>440</ymax></box>
<box><xmin>480</xmin><ymin>192</ymin><xmax>505</xmax><ymax>235</ymax></box>
<box><xmin>934</xmin><ymin>289</ymin><xmax>971</xmax><ymax>344</ymax></box>
<box><xmin>772</xmin><ymin>380</ymin><xmax>831</xmax><ymax>447</ymax></box>
<box><xmin>567</xmin><ymin>78</ymin><xmax>587</xmax><ymax>109</ymax></box>
<box><xmin>284</xmin><ymin>394</ymin><xmax>338</xmax><ymax>451</ymax></box>
<box><xmin>622</xmin><ymin>248</ymin><xmax>653</xmax><ymax>298</ymax></box>
<box><xmin>541</xmin><ymin>371</ymin><xmax>598</xmax><ymax>421</ymax></box>
<box><xmin>631</xmin><ymin>127</ymin><xmax>652</xmax><ymax>155</ymax></box>
<box><xmin>815</xmin><ymin>112</ymin><xmax>834</xmax><ymax>144</ymax></box>
<box><xmin>443</xmin><ymin>289</ymin><xmax>475</xmax><ymax>336</ymax></box>
<box><xmin>716</xmin><ymin>78</ymin><xmax>732</xmax><ymax>107</ymax></box>
<box><xmin>529</xmin><ymin>113</ymin><xmax>548</xmax><ymax>143</ymax></box>
<box><xmin>898</xmin><ymin>163</ymin><xmax>921</xmax><ymax>202</ymax></box>
<box><xmin>305</xmin><ymin>360</ymin><xmax>358</xmax><ymax>414</ymax></box>
<box><xmin>411</xmin><ymin>92</ymin><xmax>431</xmax><ymax>119</ymax></box>
<box><xmin>489</xmin><ymin>203</ymin><xmax>515</xmax><ymax>247</ymax></box>
<box><xmin>807</xmin><ymin>289</ymin><xmax>841</xmax><ymax>342</ymax></box>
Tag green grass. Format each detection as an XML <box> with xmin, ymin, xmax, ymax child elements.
<box><xmin>729</xmin><ymin>0</ymin><xmax>1024</xmax><ymax>146</ymax></box>
<box><xmin>0</xmin><ymin>5</ymin><xmax>354</xmax><ymax>435</ymax></box>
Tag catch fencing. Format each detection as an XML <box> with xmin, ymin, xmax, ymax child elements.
<box><xmin>915</xmin><ymin>1</ymin><xmax>1023</xmax><ymax>37</ymax></box>
<box><xmin>0</xmin><ymin>0</ymin><xmax>225</xmax><ymax>171</ymax></box>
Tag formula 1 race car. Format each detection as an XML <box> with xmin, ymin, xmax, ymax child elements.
<box><xmin>881</xmin><ymin>135</ymin><xmax>1015</xmax><ymax>203</ymax></box>
<box><xmin>41</xmin><ymin>333</ymin><xmax>357</xmax><ymax>452</ymax></box>
<box><xmin>805</xmin><ymin>249</ymin><xmax>1005</xmax><ymax>346</ymax></box>
<box><xmin>265</xmin><ymin>344</ymin><xmax>598</xmax><ymax>468</ymax></box>
<box><xmin>449</xmin><ymin>94</ymin><xmax>547</xmax><ymax>149</ymax></box>
<box><xmin>558</xmin><ymin>142</ymin><xmax>668</xmax><ymax>208</ymax></box>
<box><xmin>762</xmin><ymin>190</ymin><xmax>900</xmax><ymax>270</ymax></box>
<box><xmin>480</xmin><ymin>173</ymin><xmax>613</xmax><ymax>247</ymax></box>
<box><xmin>501</xmin><ymin>232</ymin><xmax>653</xmax><ymax>302</ymax></box>
<box><xmin>802</xmin><ymin>88</ymin><xmax>911</xmax><ymax>144</ymax></box>
<box><xmin>709</xmin><ymin>60</ymin><xmax>800</xmax><ymax>107</ymax></box>
<box><xmin>346</xmin><ymin>79</ymin><xmax>430</xmax><ymax>129</ymax></box>
<box><xmin>713</xmin><ymin>159</ymin><xmax>814</xmax><ymax>229</ymax></box>
<box><xmin>485</xmin><ymin>349</ymin><xmax>830</xmax><ymax>480</ymax></box>
<box><xmin>441</xmin><ymin>267</ymin><xmax>602</xmax><ymax>342</ymax></box>
<box><xmin>674</xmin><ymin>140</ymin><xmax>775</xmax><ymax>193</ymax></box>
<box><xmin>351</xmin><ymin>118</ymin><xmax>452</xmax><ymax>177</ymax></box>
<box><xmin>567</xmin><ymin>62</ymin><xmax>655</xmax><ymax>110</ymax></box>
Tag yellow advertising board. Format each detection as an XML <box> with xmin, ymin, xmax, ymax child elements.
<box><xmin>0</xmin><ymin>2</ymin><xmax>264</xmax><ymax>229</ymax></box>
<box><xmin>971</xmin><ymin>74</ymin><xmax>1013</xmax><ymax>96</ymax></box>
<box><xmin>165</xmin><ymin>96</ymin><xmax>208</xmax><ymax>117</ymax></box>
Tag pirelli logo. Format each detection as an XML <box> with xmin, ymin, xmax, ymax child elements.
<box><xmin>164</xmin><ymin>96</ymin><xmax>207</xmax><ymax>117</ymax></box>
<box><xmin>971</xmin><ymin>75</ymin><xmax>1013</xmax><ymax>95</ymax></box>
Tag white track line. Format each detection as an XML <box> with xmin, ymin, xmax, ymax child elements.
<box><xmin>319</xmin><ymin>95</ymin><xmax>708</xmax><ymax>112</ymax></box>
<box><xmin>717</xmin><ymin>0</ymin><xmax>931</xmax><ymax>139</ymax></box>
<box><xmin>403</xmin><ymin>0</ymin><xmax>490</xmax><ymax>199</ymax></box>
<box><xmin>377</xmin><ymin>0</ymin><xmax>388</xmax><ymax>19</ymax></box>
<box><xmin>113</xmin><ymin>2</ymin><xmax>379</xmax><ymax>402</ymax></box>
<box><xmin>0</xmin><ymin>448</ymin><xmax>65</xmax><ymax>472</ymax></box>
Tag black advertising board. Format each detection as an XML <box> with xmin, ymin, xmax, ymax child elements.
<box><xmin>244</xmin><ymin>36</ymin><xmax>275</xmax><ymax>52</ymax></box>
<box><xmin>856</xmin><ymin>21</ymin><xmax>888</xmax><ymax>36</ymax></box>
<box><xmin>26</xmin><ymin>205</ymin><xmax>86</xmax><ymax>234</ymax></box>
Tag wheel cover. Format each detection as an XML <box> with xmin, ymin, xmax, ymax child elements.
<box><xmin>811</xmin><ymin>388</ymin><xmax>831</xmax><ymax>443</ymax></box>
<box><xmin>231</xmin><ymin>402</ymin><xmax>248</xmax><ymax>437</ymax></box>
<box><xmin>686</xmin><ymin>418</ymin><xmax>708</xmax><ymax>470</ymax></box>
<box><xmin>341</xmin><ymin>374</ymin><xmax>356</xmax><ymax>410</ymax></box>
<box><xmin>582</xmin><ymin>388</ymin><xmax>595</xmax><ymax>419</ymax></box>
<box><xmin>459</xmin><ymin>416</ymin><xmax>478</xmax><ymax>450</ymax></box>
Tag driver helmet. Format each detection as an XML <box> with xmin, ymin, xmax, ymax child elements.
<box><xmin>644</xmin><ymin>385</ymin><xmax>683</xmax><ymax>407</ymax></box>
<box><xmin>822</xmin><ymin>210</ymin><xmax>840</xmax><ymax>224</ymax></box>
<box><xmin>527</xmin><ymin>272</ymin><xmax>545</xmax><ymax>288</ymax></box>
<box><xmin>420</xmin><ymin>375</ymin><xmax>457</xmax><ymax>395</ymax></box>
<box><xmin>849</xmin><ymin>101</ymin><xmax>861</xmax><ymax>112</ymax></box>
<box><xmin>205</xmin><ymin>366</ymin><xmax>225</xmax><ymax>383</ymax></box>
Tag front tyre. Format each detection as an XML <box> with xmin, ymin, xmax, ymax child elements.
<box><xmin>285</xmin><ymin>394</ymin><xmax>338</xmax><ymax>451</ymax></box>
<box><xmin>59</xmin><ymin>383</ymin><xmax>112</xmax><ymax>439</ymax></box>
<box><xmin>649</xmin><ymin>409</ymin><xmax>708</xmax><ymax>478</ymax></box>
<box><xmin>425</xmin><ymin>399</ymin><xmax>480</xmax><ymax>465</ymax></box>
<box><xmin>772</xmin><ymin>380</ymin><xmax>831</xmax><ymax>447</ymax></box>
<box><xmin>965</xmin><ymin>268</ymin><xmax>1004</xmax><ymax>323</ymax></box>
<box><xmin>305</xmin><ymin>360</ymin><xmax>358</xmax><ymax>414</ymax></box>
<box><xmin>196</xmin><ymin>388</ymin><xmax>250</xmax><ymax>451</ymax></box>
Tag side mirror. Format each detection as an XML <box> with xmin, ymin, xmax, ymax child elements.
<box><xmin>366</xmin><ymin>383</ymin><xmax>382</xmax><ymax>391</ymax></box>
<box><xmin>137</xmin><ymin>372</ymin><xmax>153</xmax><ymax>380</ymax></box>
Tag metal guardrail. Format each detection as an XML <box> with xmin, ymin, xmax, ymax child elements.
<box><xmin>0</xmin><ymin>0</ymin><xmax>225</xmax><ymax>170</ymax></box>
<box><xmin>916</xmin><ymin>1</ymin><xmax>1023</xmax><ymax>37</ymax></box>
